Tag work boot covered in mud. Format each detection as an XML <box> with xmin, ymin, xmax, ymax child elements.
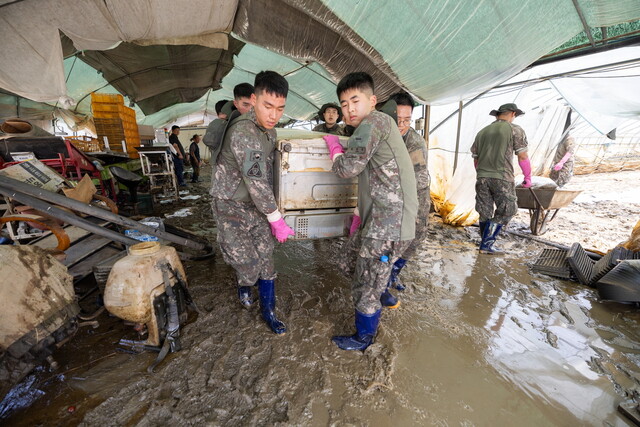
<box><xmin>258</xmin><ymin>279</ymin><xmax>287</xmax><ymax>334</ymax></box>
<box><xmin>479</xmin><ymin>221</ymin><xmax>504</xmax><ymax>255</ymax></box>
<box><xmin>238</xmin><ymin>285</ymin><xmax>254</xmax><ymax>308</ymax></box>
<box><xmin>380</xmin><ymin>289</ymin><xmax>400</xmax><ymax>308</ymax></box>
<box><xmin>332</xmin><ymin>309</ymin><xmax>381</xmax><ymax>351</ymax></box>
<box><xmin>388</xmin><ymin>257</ymin><xmax>407</xmax><ymax>291</ymax></box>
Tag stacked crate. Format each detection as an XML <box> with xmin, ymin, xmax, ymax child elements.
<box><xmin>91</xmin><ymin>93</ymin><xmax>140</xmax><ymax>158</ymax></box>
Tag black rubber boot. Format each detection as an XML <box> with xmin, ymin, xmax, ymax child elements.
<box><xmin>332</xmin><ymin>310</ymin><xmax>381</xmax><ymax>351</ymax></box>
<box><xmin>258</xmin><ymin>279</ymin><xmax>287</xmax><ymax>334</ymax></box>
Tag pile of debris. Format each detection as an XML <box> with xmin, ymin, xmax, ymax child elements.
<box><xmin>531</xmin><ymin>220</ymin><xmax>640</xmax><ymax>302</ymax></box>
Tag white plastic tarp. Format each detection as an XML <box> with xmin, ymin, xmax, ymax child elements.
<box><xmin>428</xmin><ymin>47</ymin><xmax>640</xmax><ymax>226</ymax></box>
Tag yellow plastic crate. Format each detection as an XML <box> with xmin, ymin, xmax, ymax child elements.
<box><xmin>91</xmin><ymin>93</ymin><xmax>124</xmax><ymax>104</ymax></box>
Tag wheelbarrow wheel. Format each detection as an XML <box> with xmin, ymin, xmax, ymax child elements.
<box><xmin>530</xmin><ymin>208</ymin><xmax>548</xmax><ymax>235</ymax></box>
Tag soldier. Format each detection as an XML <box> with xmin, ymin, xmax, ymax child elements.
<box><xmin>549</xmin><ymin>133</ymin><xmax>575</xmax><ymax>187</ymax></box>
<box><xmin>376</xmin><ymin>91</ymin><xmax>431</xmax><ymax>306</ymax></box>
<box><xmin>216</xmin><ymin>99</ymin><xmax>231</xmax><ymax>120</ymax></box>
<box><xmin>324</xmin><ymin>72</ymin><xmax>417</xmax><ymax>351</ymax></box>
<box><xmin>210</xmin><ymin>71</ymin><xmax>294</xmax><ymax>334</ymax></box>
<box><xmin>471</xmin><ymin>103</ymin><xmax>531</xmax><ymax>254</ymax></box>
<box><xmin>233</xmin><ymin>82</ymin><xmax>255</xmax><ymax>115</ymax></box>
<box><xmin>313</xmin><ymin>103</ymin><xmax>344</xmax><ymax>135</ymax></box>
<box><xmin>189</xmin><ymin>134</ymin><xmax>202</xmax><ymax>183</ymax></box>
<box><xmin>169</xmin><ymin>125</ymin><xmax>187</xmax><ymax>187</ymax></box>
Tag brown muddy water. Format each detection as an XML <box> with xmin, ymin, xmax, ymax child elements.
<box><xmin>2</xmin><ymin>170</ymin><xmax>640</xmax><ymax>426</ymax></box>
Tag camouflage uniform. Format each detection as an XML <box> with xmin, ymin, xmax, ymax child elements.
<box><xmin>312</xmin><ymin>122</ymin><xmax>345</xmax><ymax>135</ymax></box>
<box><xmin>332</xmin><ymin>111</ymin><xmax>418</xmax><ymax>314</ymax></box>
<box><xmin>471</xmin><ymin>119</ymin><xmax>528</xmax><ymax>225</ymax></box>
<box><xmin>549</xmin><ymin>136</ymin><xmax>575</xmax><ymax>187</ymax></box>
<box><xmin>210</xmin><ymin>109</ymin><xmax>279</xmax><ymax>287</ymax></box>
<box><xmin>400</xmin><ymin>127</ymin><xmax>430</xmax><ymax>260</ymax></box>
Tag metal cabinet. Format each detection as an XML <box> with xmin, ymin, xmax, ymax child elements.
<box><xmin>274</xmin><ymin>129</ymin><xmax>356</xmax><ymax>240</ymax></box>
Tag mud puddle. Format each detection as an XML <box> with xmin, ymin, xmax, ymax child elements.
<box><xmin>3</xmin><ymin>167</ymin><xmax>640</xmax><ymax>426</ymax></box>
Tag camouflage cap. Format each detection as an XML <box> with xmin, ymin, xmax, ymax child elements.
<box><xmin>318</xmin><ymin>103</ymin><xmax>342</xmax><ymax>123</ymax></box>
<box><xmin>490</xmin><ymin>103</ymin><xmax>524</xmax><ymax>117</ymax></box>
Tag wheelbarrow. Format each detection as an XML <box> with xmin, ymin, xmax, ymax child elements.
<box><xmin>515</xmin><ymin>187</ymin><xmax>582</xmax><ymax>235</ymax></box>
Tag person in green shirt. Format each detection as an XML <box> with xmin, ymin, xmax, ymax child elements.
<box><xmin>470</xmin><ymin>103</ymin><xmax>531</xmax><ymax>254</ymax></box>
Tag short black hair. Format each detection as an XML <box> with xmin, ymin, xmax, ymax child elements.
<box><xmin>215</xmin><ymin>100</ymin><xmax>228</xmax><ymax>114</ymax></box>
<box><xmin>233</xmin><ymin>83</ymin><xmax>254</xmax><ymax>100</ymax></box>
<box><xmin>390</xmin><ymin>91</ymin><xmax>415</xmax><ymax>110</ymax></box>
<box><xmin>336</xmin><ymin>72</ymin><xmax>374</xmax><ymax>99</ymax></box>
<box><xmin>171</xmin><ymin>125</ymin><xmax>180</xmax><ymax>131</ymax></box>
<box><xmin>254</xmin><ymin>71</ymin><xmax>288</xmax><ymax>98</ymax></box>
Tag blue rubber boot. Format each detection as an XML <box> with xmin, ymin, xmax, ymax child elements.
<box><xmin>332</xmin><ymin>310</ymin><xmax>381</xmax><ymax>351</ymax></box>
<box><xmin>238</xmin><ymin>285</ymin><xmax>254</xmax><ymax>308</ymax></box>
<box><xmin>380</xmin><ymin>288</ymin><xmax>400</xmax><ymax>308</ymax></box>
<box><xmin>479</xmin><ymin>221</ymin><xmax>504</xmax><ymax>255</ymax></box>
<box><xmin>258</xmin><ymin>279</ymin><xmax>287</xmax><ymax>334</ymax></box>
<box><xmin>479</xmin><ymin>221</ymin><xmax>488</xmax><ymax>238</ymax></box>
<box><xmin>389</xmin><ymin>258</ymin><xmax>407</xmax><ymax>291</ymax></box>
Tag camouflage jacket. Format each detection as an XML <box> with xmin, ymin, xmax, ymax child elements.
<box><xmin>210</xmin><ymin>109</ymin><xmax>278</xmax><ymax>215</ymax></box>
<box><xmin>332</xmin><ymin>110</ymin><xmax>417</xmax><ymax>241</ymax></box>
<box><xmin>312</xmin><ymin>123</ymin><xmax>345</xmax><ymax>135</ymax></box>
<box><xmin>403</xmin><ymin>127</ymin><xmax>430</xmax><ymax>189</ymax></box>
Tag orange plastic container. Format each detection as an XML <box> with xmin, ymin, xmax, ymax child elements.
<box><xmin>91</xmin><ymin>93</ymin><xmax>124</xmax><ymax>104</ymax></box>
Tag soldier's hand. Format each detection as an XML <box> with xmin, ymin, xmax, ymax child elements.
<box><xmin>323</xmin><ymin>135</ymin><xmax>344</xmax><ymax>161</ymax></box>
<box><xmin>269</xmin><ymin>218</ymin><xmax>295</xmax><ymax>243</ymax></box>
<box><xmin>349</xmin><ymin>214</ymin><xmax>361</xmax><ymax>236</ymax></box>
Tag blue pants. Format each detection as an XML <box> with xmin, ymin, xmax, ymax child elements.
<box><xmin>173</xmin><ymin>157</ymin><xmax>185</xmax><ymax>185</ymax></box>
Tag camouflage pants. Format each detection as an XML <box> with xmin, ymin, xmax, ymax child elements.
<box><xmin>401</xmin><ymin>188</ymin><xmax>430</xmax><ymax>260</ymax></box>
<box><xmin>475</xmin><ymin>177</ymin><xmax>517</xmax><ymax>225</ymax></box>
<box><xmin>213</xmin><ymin>199</ymin><xmax>276</xmax><ymax>287</ymax></box>
<box><xmin>549</xmin><ymin>161</ymin><xmax>574</xmax><ymax>188</ymax></box>
<box><xmin>337</xmin><ymin>233</ymin><xmax>412</xmax><ymax>314</ymax></box>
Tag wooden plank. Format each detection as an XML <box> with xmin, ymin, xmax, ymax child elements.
<box><xmin>63</xmin><ymin>235</ymin><xmax>115</xmax><ymax>267</ymax></box>
<box><xmin>68</xmin><ymin>245</ymin><xmax>122</xmax><ymax>281</ymax></box>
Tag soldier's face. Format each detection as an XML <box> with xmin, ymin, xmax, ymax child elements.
<box><xmin>339</xmin><ymin>88</ymin><xmax>376</xmax><ymax>128</ymax></box>
<box><xmin>252</xmin><ymin>91</ymin><xmax>286</xmax><ymax>129</ymax></box>
<box><xmin>396</xmin><ymin>105</ymin><xmax>413</xmax><ymax>136</ymax></box>
<box><xmin>234</xmin><ymin>96</ymin><xmax>254</xmax><ymax>115</ymax></box>
<box><xmin>323</xmin><ymin>108</ymin><xmax>339</xmax><ymax>126</ymax></box>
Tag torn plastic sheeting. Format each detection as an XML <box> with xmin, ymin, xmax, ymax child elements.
<box><xmin>77</xmin><ymin>39</ymin><xmax>243</xmax><ymax>115</ymax></box>
<box><xmin>232</xmin><ymin>0</ymin><xmax>404</xmax><ymax>102</ymax></box>
<box><xmin>0</xmin><ymin>0</ymin><xmax>239</xmax><ymax>104</ymax></box>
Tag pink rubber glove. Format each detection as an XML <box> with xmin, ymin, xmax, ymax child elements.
<box><xmin>518</xmin><ymin>158</ymin><xmax>532</xmax><ymax>188</ymax></box>
<box><xmin>323</xmin><ymin>135</ymin><xmax>344</xmax><ymax>161</ymax></box>
<box><xmin>553</xmin><ymin>152</ymin><xmax>572</xmax><ymax>171</ymax></box>
<box><xmin>349</xmin><ymin>214</ymin><xmax>361</xmax><ymax>236</ymax></box>
<box><xmin>269</xmin><ymin>218</ymin><xmax>295</xmax><ymax>243</ymax></box>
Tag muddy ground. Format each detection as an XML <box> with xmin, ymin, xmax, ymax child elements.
<box><xmin>2</xmin><ymin>168</ymin><xmax>640</xmax><ymax>426</ymax></box>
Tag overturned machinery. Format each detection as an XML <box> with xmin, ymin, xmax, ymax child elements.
<box><xmin>0</xmin><ymin>246</ymin><xmax>80</xmax><ymax>400</ymax></box>
<box><xmin>104</xmin><ymin>241</ymin><xmax>195</xmax><ymax>372</ymax></box>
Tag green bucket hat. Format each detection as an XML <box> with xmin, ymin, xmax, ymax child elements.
<box><xmin>318</xmin><ymin>103</ymin><xmax>342</xmax><ymax>123</ymax></box>
<box><xmin>490</xmin><ymin>103</ymin><xmax>524</xmax><ymax>117</ymax></box>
